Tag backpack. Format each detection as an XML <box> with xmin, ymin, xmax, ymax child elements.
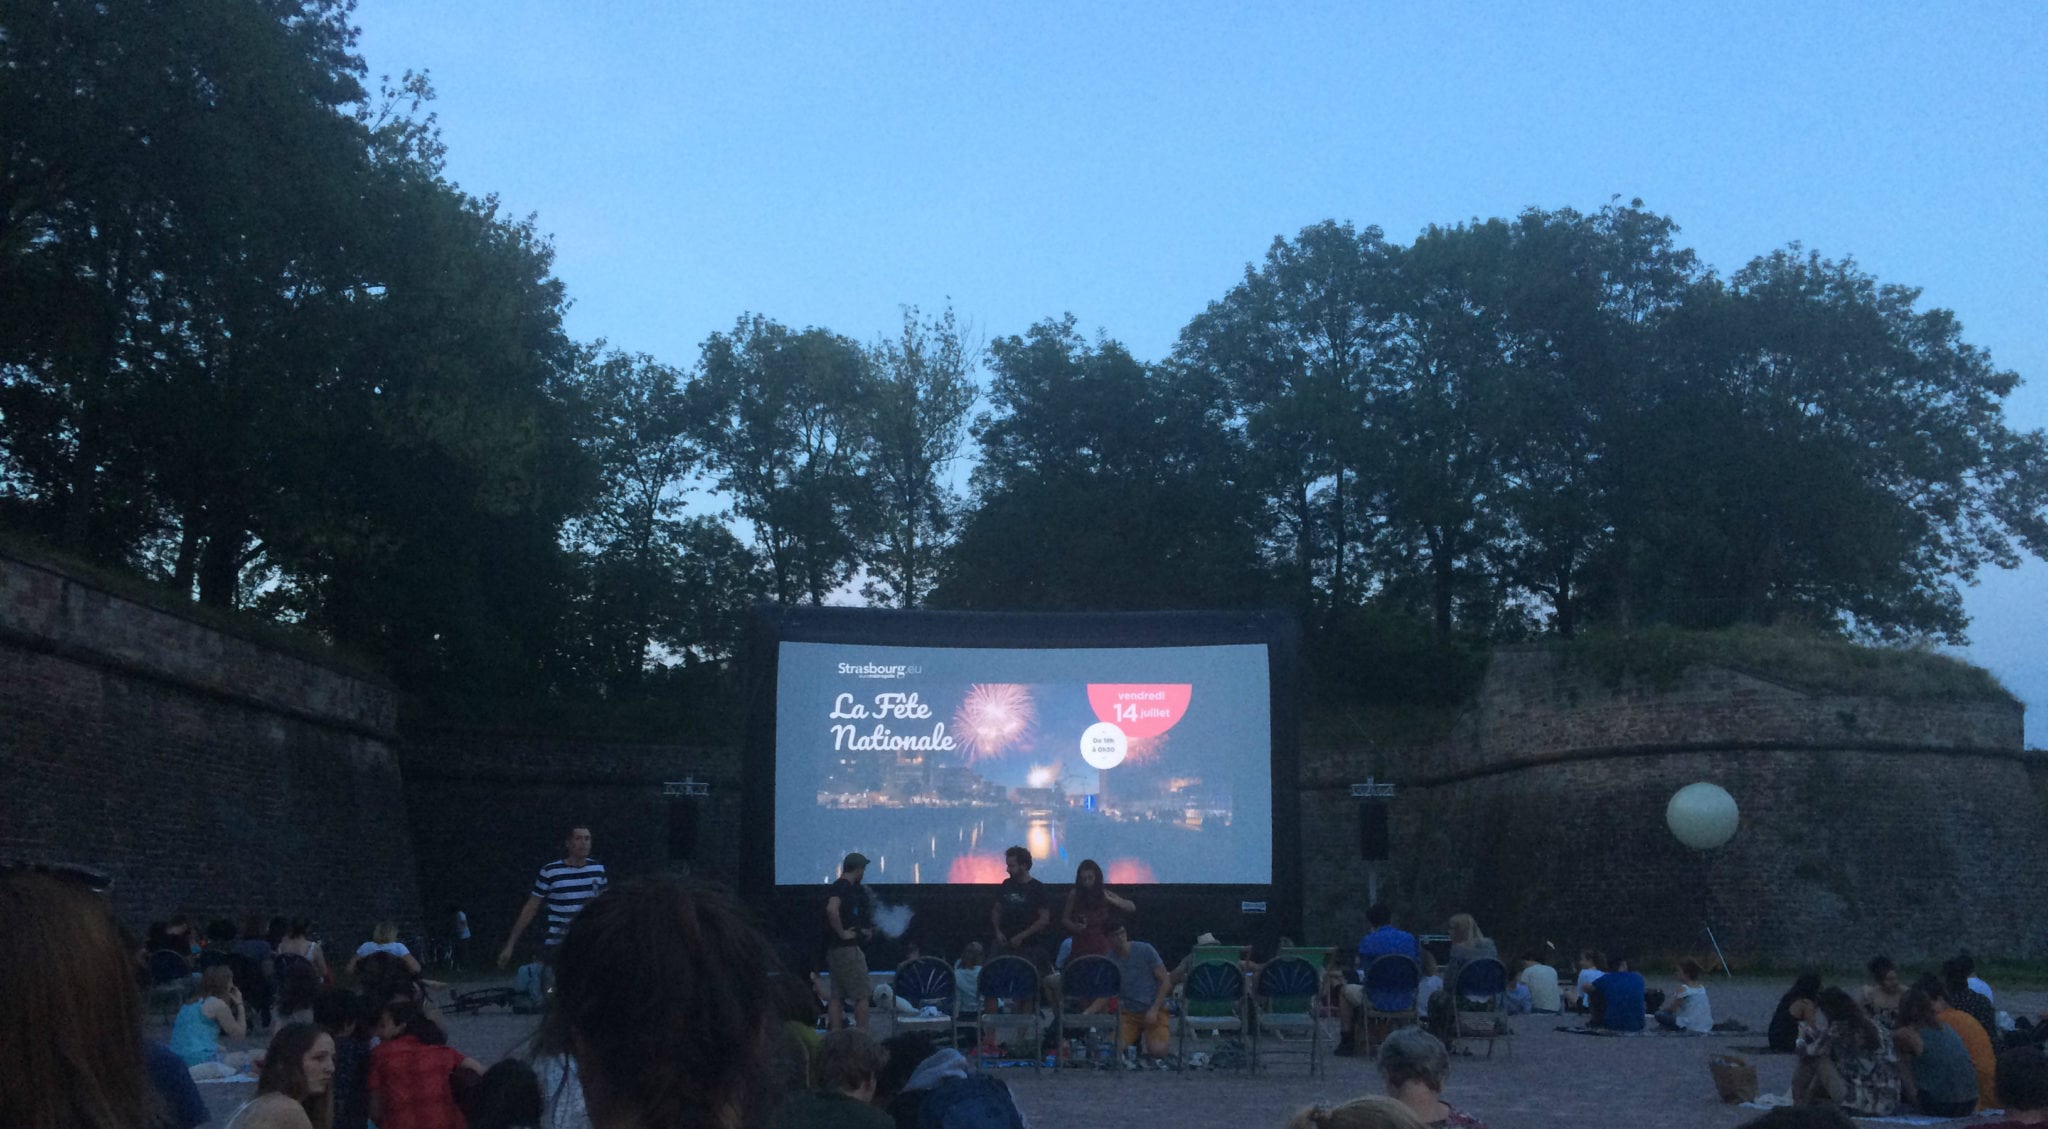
<box><xmin>916</xmin><ymin>1073</ymin><xmax>1025</xmax><ymax>1129</ymax></box>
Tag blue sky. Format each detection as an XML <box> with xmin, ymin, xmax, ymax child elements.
<box><xmin>351</xmin><ymin>2</ymin><xmax>2047</xmax><ymax>745</ymax></box>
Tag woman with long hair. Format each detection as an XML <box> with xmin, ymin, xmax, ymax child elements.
<box><xmin>1892</xmin><ymin>988</ymin><xmax>1980</xmax><ymax>1117</ymax></box>
<box><xmin>0</xmin><ymin>866</ymin><xmax>155</xmax><ymax>1129</ymax></box>
<box><xmin>228</xmin><ymin>1022</ymin><xmax>337</xmax><ymax>1129</ymax></box>
<box><xmin>538</xmin><ymin>876</ymin><xmax>775</xmax><ymax>1129</ymax></box>
<box><xmin>366</xmin><ymin>999</ymin><xmax>483</xmax><ymax>1129</ymax></box>
<box><xmin>1060</xmin><ymin>858</ymin><xmax>1136</xmax><ymax>960</ymax></box>
<box><xmin>173</xmin><ymin>964</ymin><xmax>256</xmax><ymax>1078</ymax></box>
<box><xmin>278</xmin><ymin>919</ymin><xmax>331</xmax><ymax>984</ymax></box>
<box><xmin>1441</xmin><ymin>914</ymin><xmax>1498</xmax><ymax>1001</ymax></box>
<box><xmin>1795</xmin><ymin>986</ymin><xmax>1901</xmax><ymax>1116</ymax></box>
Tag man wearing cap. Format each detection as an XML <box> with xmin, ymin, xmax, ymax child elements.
<box><xmin>824</xmin><ymin>852</ymin><xmax>876</xmax><ymax>1030</ymax></box>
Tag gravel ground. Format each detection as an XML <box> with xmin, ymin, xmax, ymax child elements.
<box><xmin>189</xmin><ymin>978</ymin><xmax>2046</xmax><ymax>1128</ymax></box>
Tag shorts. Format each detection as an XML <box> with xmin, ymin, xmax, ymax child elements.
<box><xmin>1119</xmin><ymin>1008</ymin><xmax>1170</xmax><ymax>1050</ymax></box>
<box><xmin>826</xmin><ymin>945</ymin><xmax>871</xmax><ymax>1003</ymax></box>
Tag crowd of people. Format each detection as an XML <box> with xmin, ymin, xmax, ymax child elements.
<box><xmin>11</xmin><ymin>828</ymin><xmax>2048</xmax><ymax>1129</ymax></box>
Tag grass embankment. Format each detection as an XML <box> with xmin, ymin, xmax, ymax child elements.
<box><xmin>1565</xmin><ymin>624</ymin><xmax>2016</xmax><ymax>703</ymax></box>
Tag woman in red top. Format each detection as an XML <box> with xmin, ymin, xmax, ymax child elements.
<box><xmin>1060</xmin><ymin>859</ymin><xmax>1136</xmax><ymax>960</ymax></box>
<box><xmin>366</xmin><ymin>1001</ymin><xmax>482</xmax><ymax>1129</ymax></box>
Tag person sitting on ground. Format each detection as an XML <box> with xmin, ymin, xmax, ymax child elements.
<box><xmin>1859</xmin><ymin>955</ymin><xmax>1905</xmax><ymax>1029</ymax></box>
<box><xmin>1107</xmin><ymin>919</ymin><xmax>1173</xmax><ymax>1065</ymax></box>
<box><xmin>366</xmin><ymin>1000</ymin><xmax>484</xmax><ymax>1129</ymax></box>
<box><xmin>1336</xmin><ymin>903</ymin><xmax>1421</xmax><ymax>1057</ymax></box>
<box><xmin>0</xmin><ymin>863</ymin><xmax>162</xmax><ymax>1129</ymax></box>
<box><xmin>313</xmin><ymin>989</ymin><xmax>374</xmax><ymax>1129</ymax></box>
<box><xmin>1972</xmin><ymin>1045</ymin><xmax>2048</xmax><ymax>1128</ymax></box>
<box><xmin>236</xmin><ymin>914</ymin><xmax>280</xmax><ymax>1030</ymax></box>
<box><xmin>1061</xmin><ymin>858</ymin><xmax>1136</xmax><ymax>962</ymax></box>
<box><xmin>876</xmin><ymin>1032</ymin><xmax>1022</xmax><ymax>1129</ymax></box>
<box><xmin>470</xmin><ymin>1059</ymin><xmax>544</xmax><ymax>1129</ymax></box>
<box><xmin>1566</xmin><ymin>949</ymin><xmax>1606</xmax><ymax>1012</ymax></box>
<box><xmin>1954</xmin><ymin>950</ymin><xmax>1995</xmax><ymax>1005</ymax></box>
<box><xmin>173</xmin><ymin>964</ymin><xmax>256</xmax><ymax>1078</ymax></box>
<box><xmin>230</xmin><ymin>1022</ymin><xmax>337</xmax><ymax>1129</ymax></box>
<box><xmin>1378</xmin><ymin>1027</ymin><xmax>1492</xmax><ymax>1128</ymax></box>
<box><xmin>770</xmin><ymin>1028</ymin><xmax>894</xmax><ymax>1129</ymax></box>
<box><xmin>1941</xmin><ymin>956</ymin><xmax>1999</xmax><ymax>1044</ymax></box>
<box><xmin>1286</xmin><ymin>1096</ymin><xmax>1428</xmax><ymax>1129</ymax></box>
<box><xmin>1890</xmin><ymin>987</ymin><xmax>1980</xmax><ymax>1118</ymax></box>
<box><xmin>277</xmin><ymin>919</ymin><xmax>330</xmax><ymax>986</ymax></box>
<box><xmin>1585</xmin><ymin>957</ymin><xmax>1646</xmax><ymax>1033</ymax></box>
<box><xmin>1416</xmin><ymin>950</ymin><xmax>1443</xmax><ymax>1005</ymax></box>
<box><xmin>1793</xmin><ymin>986</ymin><xmax>1900</xmax><ymax>1117</ymax></box>
<box><xmin>1440</xmin><ymin>914</ymin><xmax>1498</xmax><ymax>999</ymax></box>
<box><xmin>1769</xmin><ymin>972</ymin><xmax>1824</xmax><ymax>1053</ymax></box>
<box><xmin>872</xmin><ymin>1032</ymin><xmax>944</xmax><ymax>1129</ymax></box>
<box><xmin>1515</xmin><ymin>950</ymin><xmax>1561</xmax><ymax>1014</ymax></box>
<box><xmin>1915</xmin><ymin>974</ymin><xmax>1996</xmax><ymax>1111</ymax></box>
<box><xmin>538</xmin><ymin>876</ymin><xmax>777</xmax><ymax>1129</ymax></box>
<box><xmin>348</xmin><ymin>923</ymin><xmax>421</xmax><ymax>978</ymax></box>
<box><xmin>1653</xmin><ymin>959</ymin><xmax>1713</xmax><ymax>1033</ymax></box>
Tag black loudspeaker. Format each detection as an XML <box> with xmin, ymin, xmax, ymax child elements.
<box><xmin>667</xmin><ymin>797</ymin><xmax>699</xmax><ymax>861</ymax></box>
<box><xmin>1358</xmin><ymin>800</ymin><xmax>1390</xmax><ymax>861</ymax></box>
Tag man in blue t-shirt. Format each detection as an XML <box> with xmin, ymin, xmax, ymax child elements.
<box><xmin>1588</xmin><ymin>959</ymin><xmax>1647</xmax><ymax>1032</ymax></box>
<box><xmin>1335</xmin><ymin>903</ymin><xmax>1420</xmax><ymax>1056</ymax></box>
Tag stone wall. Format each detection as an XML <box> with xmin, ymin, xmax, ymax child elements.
<box><xmin>397</xmin><ymin>732</ymin><xmax>742</xmax><ymax>953</ymax></box>
<box><xmin>1300</xmin><ymin>647</ymin><xmax>2044</xmax><ymax>964</ymax></box>
<box><xmin>0</xmin><ymin>546</ymin><xmax>420</xmax><ymax>942</ymax></box>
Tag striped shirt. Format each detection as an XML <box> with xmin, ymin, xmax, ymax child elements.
<box><xmin>533</xmin><ymin>858</ymin><xmax>608</xmax><ymax>945</ymax></box>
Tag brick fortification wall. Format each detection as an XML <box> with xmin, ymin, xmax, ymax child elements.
<box><xmin>0</xmin><ymin>547</ymin><xmax>421</xmax><ymax>942</ymax></box>
<box><xmin>1301</xmin><ymin>647</ymin><xmax>2044</xmax><ymax>964</ymax></box>
<box><xmin>399</xmin><ymin>732</ymin><xmax>742</xmax><ymax>953</ymax></box>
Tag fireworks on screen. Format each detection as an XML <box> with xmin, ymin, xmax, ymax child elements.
<box><xmin>953</xmin><ymin>683</ymin><xmax>1035</xmax><ymax>761</ymax></box>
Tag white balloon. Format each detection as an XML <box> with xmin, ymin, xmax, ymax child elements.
<box><xmin>1666</xmin><ymin>782</ymin><xmax>1739</xmax><ymax>849</ymax></box>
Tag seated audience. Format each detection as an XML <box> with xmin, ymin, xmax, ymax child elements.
<box><xmin>953</xmin><ymin>942</ymin><xmax>983</xmax><ymax>1017</ymax></box>
<box><xmin>277</xmin><ymin>919</ymin><xmax>331</xmax><ymax>985</ymax></box>
<box><xmin>1890</xmin><ymin>988</ymin><xmax>1979</xmax><ymax>1117</ymax></box>
<box><xmin>537</xmin><ymin>876</ymin><xmax>776</xmax><ymax>1129</ymax></box>
<box><xmin>313</xmin><ymin>989</ymin><xmax>374</xmax><ymax>1129</ymax></box>
<box><xmin>1768</xmin><ymin>972</ymin><xmax>1824</xmax><ymax>1053</ymax></box>
<box><xmin>1337</xmin><ymin>904</ymin><xmax>1420</xmax><ymax>1056</ymax></box>
<box><xmin>1107</xmin><ymin>919</ymin><xmax>1172</xmax><ymax>1063</ymax></box>
<box><xmin>1793</xmin><ymin>987</ymin><xmax>1900</xmax><ymax>1117</ymax></box>
<box><xmin>236</xmin><ymin>914</ymin><xmax>280</xmax><ymax>1030</ymax></box>
<box><xmin>770</xmin><ymin>1028</ymin><xmax>894</xmax><ymax>1129</ymax></box>
<box><xmin>348</xmin><ymin>922</ymin><xmax>421</xmax><ymax>977</ymax></box>
<box><xmin>1586</xmin><ymin>959</ymin><xmax>1645</xmax><ymax>1033</ymax></box>
<box><xmin>0</xmin><ymin>864</ymin><xmax>156</xmax><ymax>1129</ymax></box>
<box><xmin>1286</xmin><ymin>1097</ymin><xmax>1428</xmax><ymax>1129</ymax></box>
<box><xmin>366</xmin><ymin>1000</ymin><xmax>483</xmax><ymax>1129</ymax></box>
<box><xmin>1973</xmin><ymin>1045</ymin><xmax>2048</xmax><ymax>1129</ymax></box>
<box><xmin>1515</xmin><ymin>951</ymin><xmax>1561</xmax><ymax>1014</ymax></box>
<box><xmin>875</xmin><ymin>1033</ymin><xmax>1020</xmax><ymax>1129</ymax></box>
<box><xmin>1916</xmin><ymin>974</ymin><xmax>1996</xmax><ymax>1111</ymax></box>
<box><xmin>173</xmin><ymin>965</ymin><xmax>257</xmax><ymax>1078</ymax></box>
<box><xmin>1441</xmin><ymin>914</ymin><xmax>1498</xmax><ymax>999</ymax></box>
<box><xmin>1941</xmin><ymin>956</ymin><xmax>1999</xmax><ymax>1043</ymax></box>
<box><xmin>471</xmin><ymin>1059</ymin><xmax>545</xmax><ymax>1129</ymax></box>
<box><xmin>1653</xmin><ymin>959</ymin><xmax>1713</xmax><ymax>1033</ymax></box>
<box><xmin>1378</xmin><ymin>1027</ymin><xmax>1491</xmax><ymax>1128</ymax></box>
<box><xmin>1566</xmin><ymin>949</ymin><xmax>1606</xmax><ymax>1011</ymax></box>
<box><xmin>230</xmin><ymin>1021</ymin><xmax>337</xmax><ymax>1129</ymax></box>
<box><xmin>1952</xmin><ymin>950</ymin><xmax>1995</xmax><ymax>1004</ymax></box>
<box><xmin>1859</xmin><ymin>955</ymin><xmax>1904</xmax><ymax>1028</ymax></box>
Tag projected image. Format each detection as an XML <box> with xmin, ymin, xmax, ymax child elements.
<box><xmin>774</xmin><ymin>641</ymin><xmax>1273</xmax><ymax>886</ymax></box>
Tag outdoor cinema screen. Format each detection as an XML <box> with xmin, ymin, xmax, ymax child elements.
<box><xmin>771</xmin><ymin>637</ymin><xmax>1275</xmax><ymax>887</ymax></box>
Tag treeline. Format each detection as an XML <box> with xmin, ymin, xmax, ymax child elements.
<box><xmin>4</xmin><ymin>2</ymin><xmax>2045</xmax><ymax>704</ymax></box>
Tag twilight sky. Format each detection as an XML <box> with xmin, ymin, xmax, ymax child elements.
<box><xmin>349</xmin><ymin>2</ymin><xmax>2047</xmax><ymax>745</ymax></box>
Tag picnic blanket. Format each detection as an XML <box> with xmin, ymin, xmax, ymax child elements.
<box><xmin>1737</xmin><ymin>1094</ymin><xmax>2001</xmax><ymax>1125</ymax></box>
<box><xmin>194</xmin><ymin>1070</ymin><xmax>258</xmax><ymax>1084</ymax></box>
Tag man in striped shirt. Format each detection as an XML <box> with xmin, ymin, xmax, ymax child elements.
<box><xmin>497</xmin><ymin>825</ymin><xmax>608</xmax><ymax>969</ymax></box>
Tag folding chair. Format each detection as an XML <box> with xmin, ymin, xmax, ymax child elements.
<box><xmin>1175</xmin><ymin>959</ymin><xmax>1246</xmax><ymax>1072</ymax></box>
<box><xmin>976</xmin><ymin>955</ymin><xmax>1046</xmax><ymax>1072</ymax></box>
<box><xmin>1252</xmin><ymin>956</ymin><xmax>1322</xmax><ymax>1075</ymax></box>
<box><xmin>1057</xmin><ymin>954</ymin><xmax>1121</xmax><ymax>1069</ymax></box>
<box><xmin>891</xmin><ymin>956</ymin><xmax>957</xmax><ymax>1040</ymax></box>
<box><xmin>1361</xmin><ymin>953</ymin><xmax>1422</xmax><ymax>1055</ymax></box>
<box><xmin>1450</xmin><ymin>957</ymin><xmax>1511</xmax><ymax>1057</ymax></box>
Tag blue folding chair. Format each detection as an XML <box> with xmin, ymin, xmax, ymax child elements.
<box><xmin>1057</xmin><ymin>954</ymin><xmax>1121</xmax><ymax>1069</ymax></box>
<box><xmin>1450</xmin><ymin>957</ymin><xmax>1511</xmax><ymax>1057</ymax></box>
<box><xmin>976</xmin><ymin>955</ymin><xmax>1045</xmax><ymax>1071</ymax></box>
<box><xmin>891</xmin><ymin>956</ymin><xmax>957</xmax><ymax>1039</ymax></box>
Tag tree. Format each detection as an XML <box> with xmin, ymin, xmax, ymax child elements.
<box><xmin>857</xmin><ymin>305</ymin><xmax>977</xmax><ymax>608</ymax></box>
<box><xmin>936</xmin><ymin>316</ymin><xmax>1268</xmax><ymax>610</ymax></box>
<box><xmin>688</xmin><ymin>315</ymin><xmax>872</xmax><ymax>606</ymax></box>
